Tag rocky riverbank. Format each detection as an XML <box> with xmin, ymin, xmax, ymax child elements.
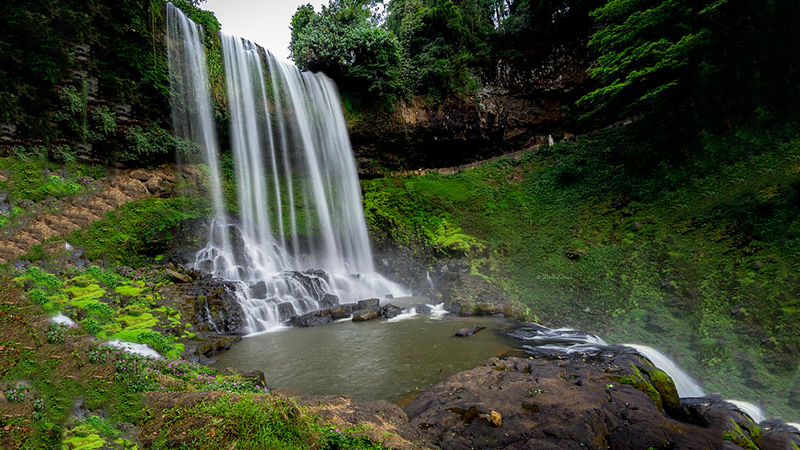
<box><xmin>403</xmin><ymin>351</ymin><xmax>800</xmax><ymax>449</ymax></box>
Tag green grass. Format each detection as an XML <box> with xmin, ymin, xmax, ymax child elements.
<box><xmin>147</xmin><ymin>393</ymin><xmax>385</xmax><ymax>450</ymax></box>
<box><xmin>362</xmin><ymin>120</ymin><xmax>800</xmax><ymax>419</ymax></box>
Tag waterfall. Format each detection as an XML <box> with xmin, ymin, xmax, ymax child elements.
<box><xmin>166</xmin><ymin>5</ymin><xmax>404</xmax><ymax>333</ymax></box>
<box><xmin>165</xmin><ymin>3</ymin><xmax>234</xmax><ymax>276</ymax></box>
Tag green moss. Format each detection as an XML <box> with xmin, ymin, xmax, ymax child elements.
<box><xmin>115</xmin><ymin>285</ymin><xmax>143</xmax><ymax>296</ymax></box>
<box><xmin>115</xmin><ymin>313</ymin><xmax>158</xmax><ymax>330</ymax></box>
<box><xmin>722</xmin><ymin>419</ymin><xmax>759</xmax><ymax>450</ymax></box>
<box><xmin>363</xmin><ymin>121</ymin><xmax>800</xmax><ymax>418</ymax></box>
<box><xmin>614</xmin><ymin>364</ymin><xmax>663</xmax><ymax>411</ymax></box>
<box><xmin>109</xmin><ymin>329</ymin><xmax>178</xmax><ymax>358</ymax></box>
<box><xmin>645</xmin><ymin>368</ymin><xmax>680</xmax><ymax>411</ymax></box>
<box><xmin>62</xmin><ymin>431</ymin><xmax>106</xmax><ymax>450</ymax></box>
<box><xmin>68</xmin><ymin>196</ymin><xmax>209</xmax><ymax>267</ymax></box>
<box><xmin>64</xmin><ymin>284</ymin><xmax>105</xmax><ymax>304</ymax></box>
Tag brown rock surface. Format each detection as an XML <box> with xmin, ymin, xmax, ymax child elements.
<box><xmin>403</xmin><ymin>352</ymin><xmax>794</xmax><ymax>449</ymax></box>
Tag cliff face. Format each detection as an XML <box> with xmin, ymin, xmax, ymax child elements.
<box><xmin>348</xmin><ymin>46</ymin><xmax>594</xmax><ymax>175</ymax></box>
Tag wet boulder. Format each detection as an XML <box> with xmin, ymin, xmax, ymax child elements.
<box><xmin>197</xmin><ymin>335</ymin><xmax>241</xmax><ymax>357</ymax></box>
<box><xmin>414</xmin><ymin>304</ymin><xmax>432</xmax><ymax>314</ymax></box>
<box><xmin>352</xmin><ymin>309</ymin><xmax>380</xmax><ymax>322</ymax></box>
<box><xmin>291</xmin><ymin>310</ymin><xmax>333</xmax><ymax>328</ymax></box>
<box><xmin>357</xmin><ymin>298</ymin><xmax>380</xmax><ymax>310</ymax></box>
<box><xmin>320</xmin><ymin>293</ymin><xmax>339</xmax><ymax>308</ymax></box>
<box><xmin>249</xmin><ymin>281</ymin><xmax>267</xmax><ymax>299</ymax></box>
<box><xmin>331</xmin><ymin>304</ymin><xmax>354</xmax><ymax>320</ymax></box>
<box><xmin>404</xmin><ymin>352</ymin><xmax>770</xmax><ymax>450</ymax></box>
<box><xmin>382</xmin><ymin>304</ymin><xmax>403</xmax><ymax>319</ymax></box>
<box><xmin>277</xmin><ymin>302</ymin><xmax>296</xmax><ymax>322</ymax></box>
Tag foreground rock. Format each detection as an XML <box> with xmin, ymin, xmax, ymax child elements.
<box><xmin>404</xmin><ymin>351</ymin><xmax>799</xmax><ymax>449</ymax></box>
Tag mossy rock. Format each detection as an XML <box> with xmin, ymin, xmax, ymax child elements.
<box><xmin>613</xmin><ymin>363</ymin><xmax>664</xmax><ymax>411</ymax></box>
<box><xmin>641</xmin><ymin>367</ymin><xmax>681</xmax><ymax>414</ymax></box>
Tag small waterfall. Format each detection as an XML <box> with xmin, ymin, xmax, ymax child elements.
<box><xmin>426</xmin><ymin>271</ymin><xmax>435</xmax><ymax>291</ymax></box>
<box><xmin>622</xmin><ymin>344</ymin><xmax>705</xmax><ymax>398</ymax></box>
<box><xmin>166</xmin><ymin>5</ymin><xmax>404</xmax><ymax>333</ymax></box>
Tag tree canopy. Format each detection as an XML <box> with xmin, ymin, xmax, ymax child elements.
<box><xmin>290</xmin><ymin>1</ymin><xmax>402</xmax><ymax>99</ymax></box>
<box><xmin>579</xmin><ymin>0</ymin><xmax>800</xmax><ymax>124</ymax></box>
<box><xmin>290</xmin><ymin>0</ymin><xmax>800</xmax><ymax>128</ymax></box>
<box><xmin>290</xmin><ymin>0</ymin><xmax>594</xmax><ymax>102</ymax></box>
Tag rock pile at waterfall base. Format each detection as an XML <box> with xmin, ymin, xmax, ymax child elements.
<box><xmin>403</xmin><ymin>351</ymin><xmax>800</xmax><ymax>450</ymax></box>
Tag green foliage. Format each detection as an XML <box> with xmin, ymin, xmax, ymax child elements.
<box><xmin>18</xmin><ymin>266</ymin><xmax>63</xmax><ymax>291</ymax></box>
<box><xmin>580</xmin><ymin>0</ymin><xmax>800</xmax><ymax>125</ymax></box>
<box><xmin>150</xmin><ymin>394</ymin><xmax>318</xmax><ymax>449</ymax></box>
<box><xmin>122</xmin><ymin>124</ymin><xmax>196</xmax><ymax>164</ymax></box>
<box><xmin>579</xmin><ymin>0</ymin><xmax>716</xmax><ymax>119</ymax></box>
<box><xmin>68</xmin><ymin>196</ymin><xmax>208</xmax><ymax>266</ymax></box>
<box><xmin>85</xmin><ymin>265</ymin><xmax>126</xmax><ymax>290</ymax></box>
<box><xmin>291</xmin><ymin>1</ymin><xmax>403</xmax><ymax>99</ymax></box>
<box><xmin>364</xmin><ymin>119</ymin><xmax>800</xmax><ymax>419</ymax></box>
<box><xmin>386</xmin><ymin>0</ymin><xmax>494</xmax><ymax>99</ymax></box>
<box><xmin>291</xmin><ymin>0</ymin><xmax>505</xmax><ymax>101</ymax></box>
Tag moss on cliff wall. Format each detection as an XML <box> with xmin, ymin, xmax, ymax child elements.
<box><xmin>362</xmin><ymin>119</ymin><xmax>800</xmax><ymax>419</ymax></box>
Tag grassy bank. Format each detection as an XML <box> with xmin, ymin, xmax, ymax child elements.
<box><xmin>0</xmin><ymin>267</ymin><xmax>387</xmax><ymax>449</ymax></box>
<box><xmin>362</xmin><ymin>120</ymin><xmax>800</xmax><ymax>419</ymax></box>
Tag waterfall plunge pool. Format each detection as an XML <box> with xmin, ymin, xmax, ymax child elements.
<box><xmin>212</xmin><ymin>299</ymin><xmax>518</xmax><ymax>403</ymax></box>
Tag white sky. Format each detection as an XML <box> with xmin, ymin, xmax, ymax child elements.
<box><xmin>203</xmin><ymin>0</ymin><xmax>327</xmax><ymax>62</ymax></box>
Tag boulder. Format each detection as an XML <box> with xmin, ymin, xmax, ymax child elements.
<box><xmin>158</xmin><ymin>277</ymin><xmax>246</xmax><ymax>336</ymax></box>
<box><xmin>291</xmin><ymin>310</ymin><xmax>333</xmax><ymax>328</ymax></box>
<box><xmin>320</xmin><ymin>293</ymin><xmax>340</xmax><ymax>308</ymax></box>
<box><xmin>357</xmin><ymin>298</ymin><xmax>380</xmax><ymax>310</ymax></box>
<box><xmin>197</xmin><ymin>335</ymin><xmax>241</xmax><ymax>357</ymax></box>
<box><xmin>382</xmin><ymin>304</ymin><xmax>403</xmax><ymax>319</ymax></box>
<box><xmin>277</xmin><ymin>302</ymin><xmax>296</xmax><ymax>322</ymax></box>
<box><xmin>352</xmin><ymin>309</ymin><xmax>379</xmax><ymax>322</ymax></box>
<box><xmin>331</xmin><ymin>304</ymin><xmax>354</xmax><ymax>320</ymax></box>
<box><xmin>413</xmin><ymin>304</ymin><xmax>432</xmax><ymax>314</ymax></box>
<box><xmin>249</xmin><ymin>281</ymin><xmax>267</xmax><ymax>299</ymax></box>
<box><xmin>404</xmin><ymin>352</ymin><xmax>786</xmax><ymax>450</ymax></box>
<box><xmin>236</xmin><ymin>369</ymin><xmax>267</xmax><ymax>387</ymax></box>
<box><xmin>455</xmin><ymin>326</ymin><xmax>485</xmax><ymax>337</ymax></box>
<box><xmin>129</xmin><ymin>170</ymin><xmax>151</xmax><ymax>182</ymax></box>
<box><xmin>165</xmin><ymin>268</ymin><xmax>192</xmax><ymax>284</ymax></box>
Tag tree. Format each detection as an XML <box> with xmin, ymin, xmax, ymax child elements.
<box><xmin>386</xmin><ymin>0</ymin><xmax>497</xmax><ymax>99</ymax></box>
<box><xmin>578</xmin><ymin>0</ymin><xmax>800</xmax><ymax>124</ymax></box>
<box><xmin>498</xmin><ymin>0</ymin><xmax>602</xmax><ymax>58</ymax></box>
<box><xmin>290</xmin><ymin>1</ymin><xmax>402</xmax><ymax>99</ymax></box>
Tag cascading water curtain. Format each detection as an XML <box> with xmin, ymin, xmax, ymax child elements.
<box><xmin>165</xmin><ymin>2</ymin><xmax>235</xmax><ymax>278</ymax></box>
<box><xmin>167</xmin><ymin>6</ymin><xmax>404</xmax><ymax>333</ymax></box>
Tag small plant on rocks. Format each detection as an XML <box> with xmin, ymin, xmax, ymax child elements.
<box><xmin>47</xmin><ymin>322</ymin><xmax>72</xmax><ymax>344</ymax></box>
<box><xmin>5</xmin><ymin>383</ymin><xmax>31</xmax><ymax>403</ymax></box>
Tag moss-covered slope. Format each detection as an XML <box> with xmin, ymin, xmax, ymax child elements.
<box><xmin>362</xmin><ymin>120</ymin><xmax>800</xmax><ymax>419</ymax></box>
